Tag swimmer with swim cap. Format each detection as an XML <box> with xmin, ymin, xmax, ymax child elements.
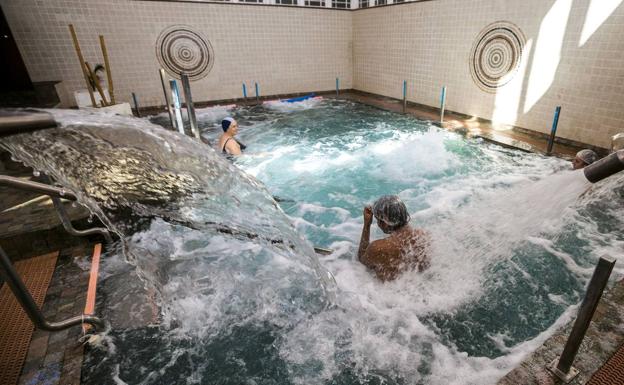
<box><xmin>357</xmin><ymin>195</ymin><xmax>430</xmax><ymax>281</ymax></box>
<box><xmin>218</xmin><ymin>117</ymin><xmax>247</xmax><ymax>156</ymax></box>
<box><xmin>572</xmin><ymin>149</ymin><xmax>598</xmax><ymax>170</ymax></box>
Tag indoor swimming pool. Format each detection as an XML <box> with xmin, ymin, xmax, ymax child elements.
<box><xmin>2</xmin><ymin>99</ymin><xmax>623</xmax><ymax>385</ymax></box>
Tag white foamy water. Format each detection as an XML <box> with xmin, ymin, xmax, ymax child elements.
<box><xmin>3</xmin><ymin>101</ymin><xmax>622</xmax><ymax>385</ymax></box>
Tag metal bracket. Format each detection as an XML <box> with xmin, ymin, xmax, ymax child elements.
<box><xmin>547</xmin><ymin>358</ymin><xmax>579</xmax><ymax>383</ymax></box>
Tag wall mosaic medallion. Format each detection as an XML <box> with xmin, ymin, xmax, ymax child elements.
<box><xmin>156</xmin><ymin>25</ymin><xmax>214</xmax><ymax>81</ymax></box>
<box><xmin>469</xmin><ymin>21</ymin><xmax>525</xmax><ymax>92</ymax></box>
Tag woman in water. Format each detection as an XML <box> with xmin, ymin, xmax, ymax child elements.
<box><xmin>218</xmin><ymin>117</ymin><xmax>246</xmax><ymax>156</ymax></box>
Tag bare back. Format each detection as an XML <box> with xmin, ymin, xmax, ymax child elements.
<box><xmin>362</xmin><ymin>227</ymin><xmax>430</xmax><ymax>281</ymax></box>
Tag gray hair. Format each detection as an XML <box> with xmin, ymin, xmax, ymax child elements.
<box><xmin>576</xmin><ymin>149</ymin><xmax>598</xmax><ymax>165</ymax></box>
<box><xmin>372</xmin><ymin>195</ymin><xmax>410</xmax><ymax>231</ymax></box>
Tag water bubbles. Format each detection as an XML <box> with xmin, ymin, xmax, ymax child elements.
<box><xmin>87</xmin><ymin>215</ymin><xmax>94</xmax><ymax>223</ymax></box>
<box><xmin>71</xmin><ymin>202</ymin><xmax>78</xmax><ymax>208</ymax></box>
<box><xmin>59</xmin><ymin>189</ymin><xmax>65</xmax><ymax>197</ymax></box>
<box><xmin>33</xmin><ymin>170</ymin><xmax>41</xmax><ymax>177</ymax></box>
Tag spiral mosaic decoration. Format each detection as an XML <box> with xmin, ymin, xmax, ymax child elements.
<box><xmin>469</xmin><ymin>21</ymin><xmax>525</xmax><ymax>92</ymax></box>
<box><xmin>156</xmin><ymin>25</ymin><xmax>214</xmax><ymax>81</ymax></box>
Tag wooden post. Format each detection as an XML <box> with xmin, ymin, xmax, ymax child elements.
<box><xmin>84</xmin><ymin>62</ymin><xmax>109</xmax><ymax>106</ymax></box>
<box><xmin>68</xmin><ymin>24</ymin><xmax>97</xmax><ymax>107</ymax></box>
<box><xmin>99</xmin><ymin>35</ymin><xmax>115</xmax><ymax>105</ymax></box>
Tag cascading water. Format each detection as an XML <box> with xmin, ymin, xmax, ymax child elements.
<box><xmin>1</xmin><ymin>99</ymin><xmax>622</xmax><ymax>385</ymax></box>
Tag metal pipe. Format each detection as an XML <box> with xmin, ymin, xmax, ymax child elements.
<box><xmin>131</xmin><ymin>92</ymin><xmax>141</xmax><ymax>117</ymax></box>
<box><xmin>37</xmin><ymin>175</ymin><xmax>113</xmax><ymax>244</ymax></box>
<box><xmin>68</xmin><ymin>24</ymin><xmax>97</xmax><ymax>108</ymax></box>
<box><xmin>583</xmin><ymin>150</ymin><xmax>624</xmax><ymax>183</ymax></box>
<box><xmin>336</xmin><ymin>77</ymin><xmax>340</xmax><ymax>97</ymax></box>
<box><xmin>0</xmin><ymin>109</ymin><xmax>57</xmax><ymax>138</ymax></box>
<box><xmin>402</xmin><ymin>80</ymin><xmax>407</xmax><ymax>113</ymax></box>
<box><xmin>50</xmin><ymin>196</ymin><xmax>113</xmax><ymax>244</ymax></box>
<box><xmin>159</xmin><ymin>69</ymin><xmax>175</xmax><ymax>128</ymax></box>
<box><xmin>0</xmin><ymin>175</ymin><xmax>77</xmax><ymax>200</ymax></box>
<box><xmin>169</xmin><ymin>79</ymin><xmax>185</xmax><ymax>134</ymax></box>
<box><xmin>0</xmin><ymin>245</ymin><xmax>104</xmax><ymax>331</ymax></box>
<box><xmin>99</xmin><ymin>35</ymin><xmax>116</xmax><ymax>105</ymax></box>
<box><xmin>551</xmin><ymin>256</ymin><xmax>615</xmax><ymax>381</ymax></box>
<box><xmin>440</xmin><ymin>86</ymin><xmax>446</xmax><ymax>124</ymax></box>
<box><xmin>255</xmin><ymin>82</ymin><xmax>260</xmax><ymax>103</ymax></box>
<box><xmin>242</xmin><ymin>83</ymin><xmax>248</xmax><ymax>102</ymax></box>
<box><xmin>546</xmin><ymin>106</ymin><xmax>561</xmax><ymax>155</ymax></box>
<box><xmin>180</xmin><ymin>74</ymin><xmax>200</xmax><ymax>140</ymax></box>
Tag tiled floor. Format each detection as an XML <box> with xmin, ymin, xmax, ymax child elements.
<box><xmin>17</xmin><ymin>244</ymin><xmax>93</xmax><ymax>385</ymax></box>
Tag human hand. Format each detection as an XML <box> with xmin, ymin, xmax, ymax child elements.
<box><xmin>363</xmin><ymin>205</ymin><xmax>373</xmax><ymax>226</ymax></box>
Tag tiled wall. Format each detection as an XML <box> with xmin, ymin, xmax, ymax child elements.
<box><xmin>3</xmin><ymin>0</ymin><xmax>623</xmax><ymax>147</ymax></box>
<box><xmin>0</xmin><ymin>0</ymin><xmax>353</xmax><ymax>108</ymax></box>
<box><xmin>353</xmin><ymin>0</ymin><xmax>624</xmax><ymax>148</ymax></box>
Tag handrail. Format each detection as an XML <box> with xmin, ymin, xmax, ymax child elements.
<box><xmin>0</xmin><ymin>245</ymin><xmax>104</xmax><ymax>331</ymax></box>
<box><xmin>0</xmin><ymin>175</ymin><xmax>77</xmax><ymax>200</ymax></box>
<box><xmin>547</xmin><ymin>256</ymin><xmax>616</xmax><ymax>382</ymax></box>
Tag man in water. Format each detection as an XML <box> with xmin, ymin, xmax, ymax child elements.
<box><xmin>572</xmin><ymin>149</ymin><xmax>598</xmax><ymax>170</ymax></box>
<box><xmin>357</xmin><ymin>195</ymin><xmax>430</xmax><ymax>281</ymax></box>
<box><xmin>218</xmin><ymin>117</ymin><xmax>246</xmax><ymax>156</ymax></box>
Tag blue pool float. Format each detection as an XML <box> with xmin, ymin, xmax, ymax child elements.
<box><xmin>283</xmin><ymin>93</ymin><xmax>316</xmax><ymax>103</ymax></box>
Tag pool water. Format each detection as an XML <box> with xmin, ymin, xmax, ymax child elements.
<box><xmin>3</xmin><ymin>99</ymin><xmax>623</xmax><ymax>385</ymax></box>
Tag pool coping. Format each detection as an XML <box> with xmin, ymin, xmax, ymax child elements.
<box><xmin>139</xmin><ymin>88</ymin><xmax>607</xmax><ymax>159</ymax></box>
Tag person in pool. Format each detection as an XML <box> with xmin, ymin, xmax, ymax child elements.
<box><xmin>357</xmin><ymin>195</ymin><xmax>430</xmax><ymax>281</ymax></box>
<box><xmin>572</xmin><ymin>149</ymin><xmax>598</xmax><ymax>170</ymax></box>
<box><xmin>218</xmin><ymin>117</ymin><xmax>247</xmax><ymax>156</ymax></box>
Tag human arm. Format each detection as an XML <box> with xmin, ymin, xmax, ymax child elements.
<box><xmin>357</xmin><ymin>205</ymin><xmax>373</xmax><ymax>262</ymax></box>
<box><xmin>225</xmin><ymin>138</ymin><xmax>242</xmax><ymax>155</ymax></box>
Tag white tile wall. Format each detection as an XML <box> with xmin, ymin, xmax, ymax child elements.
<box><xmin>2</xmin><ymin>0</ymin><xmax>623</xmax><ymax>147</ymax></box>
<box><xmin>0</xmin><ymin>0</ymin><xmax>353</xmax><ymax>108</ymax></box>
<box><xmin>353</xmin><ymin>0</ymin><xmax>624</xmax><ymax>148</ymax></box>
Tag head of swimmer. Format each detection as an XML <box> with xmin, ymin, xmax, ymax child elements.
<box><xmin>222</xmin><ymin>117</ymin><xmax>239</xmax><ymax>136</ymax></box>
<box><xmin>572</xmin><ymin>149</ymin><xmax>598</xmax><ymax>170</ymax></box>
<box><xmin>372</xmin><ymin>195</ymin><xmax>411</xmax><ymax>234</ymax></box>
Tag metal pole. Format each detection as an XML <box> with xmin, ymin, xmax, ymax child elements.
<box><xmin>336</xmin><ymin>77</ymin><xmax>340</xmax><ymax>97</ymax></box>
<box><xmin>403</xmin><ymin>80</ymin><xmax>407</xmax><ymax>113</ymax></box>
<box><xmin>550</xmin><ymin>256</ymin><xmax>616</xmax><ymax>382</ymax></box>
<box><xmin>255</xmin><ymin>82</ymin><xmax>260</xmax><ymax>103</ymax></box>
<box><xmin>159</xmin><ymin>69</ymin><xmax>175</xmax><ymax>128</ymax></box>
<box><xmin>131</xmin><ymin>92</ymin><xmax>141</xmax><ymax>117</ymax></box>
<box><xmin>169</xmin><ymin>79</ymin><xmax>185</xmax><ymax>134</ymax></box>
<box><xmin>0</xmin><ymin>175</ymin><xmax>77</xmax><ymax>200</ymax></box>
<box><xmin>242</xmin><ymin>83</ymin><xmax>248</xmax><ymax>102</ymax></box>
<box><xmin>0</xmin><ymin>245</ymin><xmax>104</xmax><ymax>331</ymax></box>
<box><xmin>180</xmin><ymin>74</ymin><xmax>200</xmax><ymax>140</ymax></box>
<box><xmin>68</xmin><ymin>24</ymin><xmax>97</xmax><ymax>108</ymax></box>
<box><xmin>440</xmin><ymin>86</ymin><xmax>447</xmax><ymax>124</ymax></box>
<box><xmin>546</xmin><ymin>106</ymin><xmax>562</xmax><ymax>155</ymax></box>
<box><xmin>38</xmin><ymin>175</ymin><xmax>113</xmax><ymax>244</ymax></box>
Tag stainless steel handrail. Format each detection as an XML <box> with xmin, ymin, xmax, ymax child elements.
<box><xmin>0</xmin><ymin>245</ymin><xmax>104</xmax><ymax>331</ymax></box>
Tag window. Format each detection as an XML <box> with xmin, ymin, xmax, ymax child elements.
<box><xmin>360</xmin><ymin>0</ymin><xmax>368</xmax><ymax>7</ymax></box>
<box><xmin>332</xmin><ymin>0</ymin><xmax>350</xmax><ymax>8</ymax></box>
<box><xmin>276</xmin><ymin>0</ymin><xmax>297</xmax><ymax>4</ymax></box>
<box><xmin>376</xmin><ymin>0</ymin><xmax>386</xmax><ymax>5</ymax></box>
<box><xmin>305</xmin><ymin>0</ymin><xmax>324</xmax><ymax>5</ymax></box>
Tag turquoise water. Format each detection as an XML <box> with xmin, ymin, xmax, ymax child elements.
<box><xmin>3</xmin><ymin>100</ymin><xmax>622</xmax><ymax>385</ymax></box>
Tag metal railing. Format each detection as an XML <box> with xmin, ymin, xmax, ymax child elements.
<box><xmin>0</xmin><ymin>174</ymin><xmax>111</xmax><ymax>331</ymax></box>
<box><xmin>547</xmin><ymin>256</ymin><xmax>616</xmax><ymax>382</ymax></box>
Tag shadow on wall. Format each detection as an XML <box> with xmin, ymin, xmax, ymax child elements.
<box><xmin>492</xmin><ymin>0</ymin><xmax>623</xmax><ymax>146</ymax></box>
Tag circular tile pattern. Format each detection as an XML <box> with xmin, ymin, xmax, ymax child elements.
<box><xmin>469</xmin><ymin>21</ymin><xmax>525</xmax><ymax>92</ymax></box>
<box><xmin>156</xmin><ymin>25</ymin><xmax>214</xmax><ymax>81</ymax></box>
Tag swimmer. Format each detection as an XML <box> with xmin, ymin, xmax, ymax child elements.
<box><xmin>218</xmin><ymin>117</ymin><xmax>247</xmax><ymax>156</ymax></box>
<box><xmin>572</xmin><ymin>149</ymin><xmax>598</xmax><ymax>170</ymax></box>
<box><xmin>357</xmin><ymin>195</ymin><xmax>430</xmax><ymax>281</ymax></box>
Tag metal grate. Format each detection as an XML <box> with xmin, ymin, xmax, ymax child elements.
<box><xmin>587</xmin><ymin>343</ymin><xmax>624</xmax><ymax>385</ymax></box>
<box><xmin>0</xmin><ymin>252</ymin><xmax>58</xmax><ymax>385</ymax></box>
